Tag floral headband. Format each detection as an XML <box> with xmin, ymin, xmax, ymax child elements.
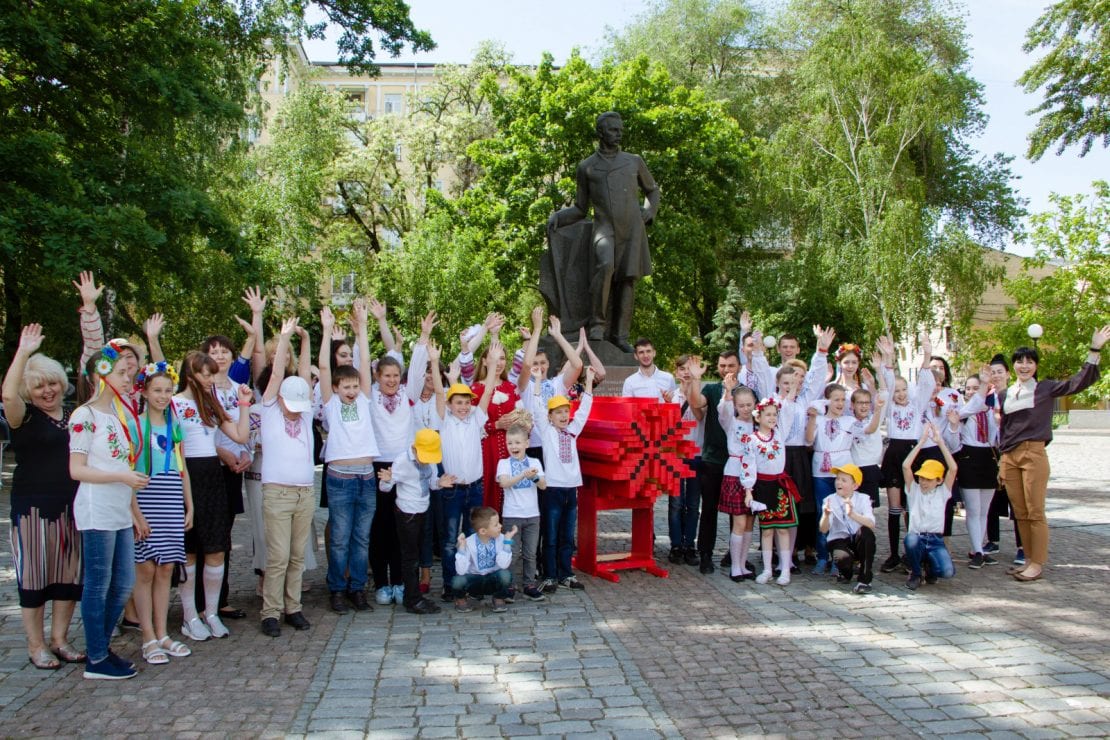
<box><xmin>835</xmin><ymin>343</ymin><xmax>862</xmax><ymax>361</ymax></box>
<box><xmin>94</xmin><ymin>339</ymin><xmax>131</xmax><ymax>376</ymax></box>
<box><xmin>135</xmin><ymin>360</ymin><xmax>179</xmax><ymax>390</ymax></box>
<box><xmin>755</xmin><ymin>397</ymin><xmax>781</xmax><ymax>413</ymax></box>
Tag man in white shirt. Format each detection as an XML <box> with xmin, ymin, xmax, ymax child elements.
<box><xmin>621</xmin><ymin>338</ymin><xmax>676</xmax><ymax>400</ymax></box>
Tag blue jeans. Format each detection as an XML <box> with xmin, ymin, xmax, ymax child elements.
<box><xmin>668</xmin><ymin>458</ymin><xmax>701</xmax><ymax>549</ymax></box>
<box><xmin>904</xmin><ymin>532</ymin><xmax>955</xmax><ymax>578</ymax></box>
<box><xmin>813</xmin><ymin>476</ymin><xmax>836</xmax><ymax>561</ymax></box>
<box><xmin>542</xmin><ymin>486</ymin><xmax>578</xmax><ymax>581</ymax></box>
<box><xmin>81</xmin><ymin>528</ymin><xmax>135</xmax><ymax>664</ymax></box>
<box><xmin>325</xmin><ymin>467</ymin><xmax>377</xmax><ymax>593</ymax></box>
<box><xmin>441</xmin><ymin>481</ymin><xmax>484</xmax><ymax>587</ymax></box>
<box><xmin>451</xmin><ymin>569</ymin><xmax>512</xmax><ymax>598</ymax></box>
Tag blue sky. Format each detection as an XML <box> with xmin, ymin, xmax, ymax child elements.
<box><xmin>303</xmin><ymin>0</ymin><xmax>1106</xmax><ymax>255</ymax></box>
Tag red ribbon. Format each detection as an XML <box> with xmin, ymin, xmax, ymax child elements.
<box><xmin>757</xmin><ymin>472</ymin><xmax>801</xmax><ymax>503</ymax></box>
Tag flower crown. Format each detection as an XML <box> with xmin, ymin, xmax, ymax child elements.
<box><xmin>755</xmin><ymin>397</ymin><xmax>781</xmax><ymax>413</ymax></box>
<box><xmin>135</xmin><ymin>360</ymin><xmax>179</xmax><ymax>390</ymax></box>
<box><xmin>95</xmin><ymin>339</ymin><xmax>130</xmax><ymax>376</ymax></box>
<box><xmin>835</xmin><ymin>343</ymin><xmax>862</xmax><ymax>361</ymax></box>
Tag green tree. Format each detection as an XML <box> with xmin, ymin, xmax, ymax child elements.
<box><xmin>1020</xmin><ymin>0</ymin><xmax>1110</xmax><ymax>160</ymax></box>
<box><xmin>969</xmin><ymin>182</ymin><xmax>1110</xmax><ymax>404</ymax></box>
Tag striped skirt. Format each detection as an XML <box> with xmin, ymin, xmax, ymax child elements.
<box><xmin>9</xmin><ymin>503</ymin><xmax>83</xmax><ymax>608</ymax></box>
<box><xmin>134</xmin><ymin>471</ymin><xmax>187</xmax><ymax>565</ymax></box>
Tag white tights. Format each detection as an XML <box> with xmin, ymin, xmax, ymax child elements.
<box><xmin>962</xmin><ymin>488</ymin><xmax>995</xmax><ymax>555</ymax></box>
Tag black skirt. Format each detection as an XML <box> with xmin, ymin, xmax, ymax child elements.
<box><xmin>184</xmin><ymin>456</ymin><xmax>230</xmax><ymax>555</ymax></box>
<box><xmin>956</xmin><ymin>445</ymin><xmax>999</xmax><ymax>489</ymax></box>
<box><xmin>785</xmin><ymin>446</ymin><xmax>813</xmax><ymax>513</ymax></box>
<box><xmin>881</xmin><ymin>440</ymin><xmax>945</xmax><ymax>490</ymax></box>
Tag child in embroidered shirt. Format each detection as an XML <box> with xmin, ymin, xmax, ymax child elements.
<box><xmin>452</xmin><ymin>506</ymin><xmax>518</xmax><ymax>613</ymax></box>
<box><xmin>820</xmin><ymin>463</ymin><xmax>877</xmax><ymax>594</ymax></box>
<box><xmin>533</xmin><ymin>366</ymin><xmax>596</xmax><ymax>593</ymax></box>
<box><xmin>716</xmin><ymin>378</ymin><xmax>758</xmax><ymax>580</ymax></box>
<box><xmin>849</xmin><ymin>381</ymin><xmax>887</xmax><ymax>508</ymax></box>
<box><xmin>497</xmin><ymin>424</ymin><xmax>547</xmax><ymax>601</ymax></box>
<box><xmin>740</xmin><ymin>395</ymin><xmax>798</xmax><ymax>586</ymax></box>
<box><xmin>902</xmin><ymin>424</ymin><xmax>958</xmax><ymax>590</ymax></box>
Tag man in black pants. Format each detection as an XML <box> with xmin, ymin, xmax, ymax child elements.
<box><xmin>696</xmin><ymin>350</ymin><xmax>741</xmax><ymax>573</ymax></box>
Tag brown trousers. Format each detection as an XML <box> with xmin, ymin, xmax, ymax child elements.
<box><xmin>999</xmin><ymin>441</ymin><xmax>1050</xmax><ymax>566</ymax></box>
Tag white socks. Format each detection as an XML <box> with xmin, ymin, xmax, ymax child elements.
<box><xmin>729</xmin><ymin>534</ymin><xmax>744</xmax><ymax>577</ymax></box>
<box><xmin>739</xmin><ymin>531</ymin><xmax>753</xmax><ymax>573</ymax></box>
<box><xmin>202</xmin><ymin>564</ymin><xmax>224</xmax><ymax>619</ymax></box>
<box><xmin>179</xmin><ymin>564</ymin><xmax>199</xmax><ymax>623</ymax></box>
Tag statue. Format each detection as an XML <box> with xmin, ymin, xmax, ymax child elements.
<box><xmin>542</xmin><ymin>112</ymin><xmax>660</xmax><ymax>354</ymax></box>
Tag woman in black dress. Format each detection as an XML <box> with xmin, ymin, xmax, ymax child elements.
<box><xmin>2</xmin><ymin>325</ymin><xmax>84</xmax><ymax>669</ymax></box>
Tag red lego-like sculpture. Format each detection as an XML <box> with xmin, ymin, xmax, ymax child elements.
<box><xmin>572</xmin><ymin>396</ymin><xmax>697</xmax><ymax>582</ymax></box>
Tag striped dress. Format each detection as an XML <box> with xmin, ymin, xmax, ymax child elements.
<box><xmin>134</xmin><ymin>420</ymin><xmax>186</xmax><ymax>565</ymax></box>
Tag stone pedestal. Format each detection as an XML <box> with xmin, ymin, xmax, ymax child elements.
<box><xmin>537</xmin><ymin>334</ymin><xmax>635</xmax><ymax>397</ymax></box>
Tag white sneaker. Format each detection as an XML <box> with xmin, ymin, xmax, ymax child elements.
<box><xmin>181</xmin><ymin>617</ymin><xmax>211</xmax><ymax>641</ymax></box>
<box><xmin>776</xmin><ymin>571</ymin><xmax>791</xmax><ymax>586</ymax></box>
<box><xmin>755</xmin><ymin>570</ymin><xmax>773</xmax><ymax>585</ymax></box>
<box><xmin>375</xmin><ymin>587</ymin><xmax>393</xmax><ymax>605</ymax></box>
<box><xmin>392</xmin><ymin>585</ymin><xmax>405</xmax><ymax>605</ymax></box>
<box><xmin>204</xmin><ymin>613</ymin><xmax>230</xmax><ymax>638</ymax></box>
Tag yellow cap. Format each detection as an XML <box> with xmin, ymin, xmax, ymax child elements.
<box><xmin>915</xmin><ymin>459</ymin><xmax>945</xmax><ymax>480</ymax></box>
<box><xmin>830</xmin><ymin>464</ymin><xmax>863</xmax><ymax>486</ymax></box>
<box><xmin>547</xmin><ymin>395</ymin><xmax>571</xmax><ymax>411</ymax></box>
<box><xmin>446</xmin><ymin>383</ymin><xmax>475</xmax><ymax>400</ymax></box>
<box><xmin>413</xmin><ymin>428</ymin><xmax>442</xmax><ymax>464</ymax></box>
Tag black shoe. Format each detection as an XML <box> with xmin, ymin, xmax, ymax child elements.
<box><xmin>699</xmin><ymin>554</ymin><xmax>715</xmax><ymax>574</ymax></box>
<box><xmin>983</xmin><ymin>542</ymin><xmax>1000</xmax><ymax>554</ymax></box>
<box><xmin>218</xmin><ymin>607</ymin><xmax>247</xmax><ymax>620</ymax></box>
<box><xmin>504</xmin><ymin>586</ymin><xmax>516</xmax><ymax>604</ymax></box>
<box><xmin>261</xmin><ymin>618</ymin><xmax>281</xmax><ymax>637</ymax></box>
<box><xmin>668</xmin><ymin>547</ymin><xmax>683</xmax><ymax>564</ymax></box>
<box><xmin>404</xmin><ymin>598</ymin><xmax>442</xmax><ymax>615</ymax></box>
<box><xmin>719</xmin><ymin>552</ymin><xmax>731</xmax><ymax>568</ymax></box>
<box><xmin>284</xmin><ymin>612</ymin><xmax>311</xmax><ymax>631</ymax></box>
<box><xmin>880</xmin><ymin>555</ymin><xmax>901</xmax><ymax>573</ymax></box>
<box><xmin>119</xmin><ymin>618</ymin><xmax>141</xmax><ymax>633</ymax></box>
<box><xmin>968</xmin><ymin>553</ymin><xmax>984</xmax><ymax>569</ymax></box>
<box><xmin>683</xmin><ymin>548</ymin><xmax>700</xmax><ymax>566</ymax></box>
<box><xmin>331</xmin><ymin>592</ymin><xmax>350</xmax><ymax>614</ymax></box>
<box><xmin>348</xmin><ymin>590</ymin><xmax>373</xmax><ymax>612</ymax></box>
<box><xmin>924</xmin><ymin>574</ymin><xmax>938</xmax><ymax>585</ymax></box>
<box><xmin>836</xmin><ymin>572</ymin><xmax>852</xmax><ymax>584</ymax></box>
<box><xmin>441</xmin><ymin>589</ymin><xmax>456</xmax><ymax>603</ymax></box>
<box><xmin>730</xmin><ymin>574</ymin><xmax>746</xmax><ymax>583</ymax></box>
<box><xmin>905</xmin><ymin>575</ymin><xmax>921</xmax><ymax>591</ymax></box>
<box><xmin>804</xmin><ymin>553</ymin><xmax>817</xmax><ymax>565</ymax></box>
<box><xmin>791</xmin><ymin>565</ymin><xmax>801</xmax><ymax>575</ymax></box>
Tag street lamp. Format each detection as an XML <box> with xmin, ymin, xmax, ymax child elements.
<box><xmin>763</xmin><ymin>335</ymin><xmax>777</xmax><ymax>350</ymax></box>
<box><xmin>1027</xmin><ymin>323</ymin><xmax>1044</xmax><ymax>349</ymax></box>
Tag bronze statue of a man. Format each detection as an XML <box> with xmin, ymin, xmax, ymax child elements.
<box><xmin>548</xmin><ymin>112</ymin><xmax>660</xmax><ymax>353</ymax></box>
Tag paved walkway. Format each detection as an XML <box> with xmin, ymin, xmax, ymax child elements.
<box><xmin>2</xmin><ymin>429</ymin><xmax>1109</xmax><ymax>738</ymax></box>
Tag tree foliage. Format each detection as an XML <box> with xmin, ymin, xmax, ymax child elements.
<box><xmin>1020</xmin><ymin>0</ymin><xmax>1110</xmax><ymax>160</ymax></box>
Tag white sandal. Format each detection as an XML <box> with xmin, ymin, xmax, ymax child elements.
<box><xmin>141</xmin><ymin>640</ymin><xmax>169</xmax><ymax>665</ymax></box>
<box><xmin>158</xmin><ymin>636</ymin><xmax>192</xmax><ymax>658</ymax></box>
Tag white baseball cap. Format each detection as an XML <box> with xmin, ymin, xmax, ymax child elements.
<box><xmin>279</xmin><ymin>376</ymin><xmax>312</xmax><ymax>413</ymax></box>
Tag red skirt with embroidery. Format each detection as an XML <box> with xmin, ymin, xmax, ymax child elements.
<box><xmin>754</xmin><ymin>472</ymin><xmax>801</xmax><ymax>529</ymax></box>
<box><xmin>718</xmin><ymin>475</ymin><xmax>752</xmax><ymax>516</ymax></box>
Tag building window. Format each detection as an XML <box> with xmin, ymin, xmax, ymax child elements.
<box><xmin>394</xmin><ymin>143</ymin><xmax>403</xmax><ymax>161</ymax></box>
<box><xmin>332</xmin><ymin>272</ymin><xmax>356</xmax><ymax>296</ymax></box>
<box><xmin>383</xmin><ymin>93</ymin><xmax>404</xmax><ymax>115</ymax></box>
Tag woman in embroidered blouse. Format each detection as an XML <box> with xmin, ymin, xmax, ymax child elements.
<box><xmin>997</xmin><ymin>326</ymin><xmax>1110</xmax><ymax>583</ymax></box>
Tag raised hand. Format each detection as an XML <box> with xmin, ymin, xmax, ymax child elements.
<box><xmin>740</xmin><ymin>310</ymin><xmax>752</xmax><ymax>336</ymax></box>
<box><xmin>234</xmin><ymin>315</ymin><xmax>255</xmax><ymax>336</ymax></box>
<box><xmin>813</xmin><ymin>325</ymin><xmax>836</xmax><ymax>352</ymax></box>
<box><xmin>144</xmin><ymin>313</ymin><xmax>165</xmax><ymax>339</ymax></box>
<box><xmin>17</xmin><ymin>324</ymin><xmax>45</xmax><ymax>355</ymax></box>
<box><xmin>877</xmin><ymin>335</ymin><xmax>895</xmax><ymax>360</ymax></box>
<box><xmin>242</xmin><ymin>286</ymin><xmax>267</xmax><ymax>314</ymax></box>
<box><xmin>722</xmin><ymin>372</ymin><xmax>737</xmax><ymax>391</ymax></box>
<box><xmin>73</xmin><ymin>271</ymin><xmax>103</xmax><ymax>308</ymax></box>
<box><xmin>367</xmin><ymin>296</ymin><xmax>387</xmax><ymax>321</ymax></box>
<box><xmin>519</xmin><ymin>326</ymin><xmax>532</xmax><ymax>341</ymax></box>
<box><xmin>531</xmin><ymin>305</ymin><xmax>544</xmax><ymax>332</ymax></box>
<box><xmin>456</xmin><ymin>532</ymin><xmax>467</xmax><ymax>552</ymax></box>
<box><xmin>860</xmin><ymin>367</ymin><xmax>875</xmax><ymax>389</ymax></box>
<box><xmin>688</xmin><ymin>356</ymin><xmax>706</xmax><ymax>381</ymax></box>
<box><xmin>549</xmin><ymin>315</ymin><xmax>562</xmax><ymax>336</ymax></box>
<box><xmin>236</xmin><ymin>384</ymin><xmax>255</xmax><ymax>405</ymax></box>
<box><xmin>1092</xmin><ymin>325</ymin><xmax>1110</xmax><ymax>350</ymax></box>
<box><xmin>320</xmin><ymin>305</ymin><xmax>336</xmax><ymax>330</ymax></box>
<box><xmin>350</xmin><ymin>298</ymin><xmax>368</xmax><ymax>327</ymax></box>
<box><xmin>751</xmin><ymin>329</ymin><xmax>763</xmax><ymax>351</ymax></box>
<box><xmin>576</xmin><ymin>327</ymin><xmax>587</xmax><ymax>354</ymax></box>
<box><xmin>391</xmin><ymin>325</ymin><xmax>404</xmax><ymax>350</ymax></box>
<box><xmin>280</xmin><ymin>317</ymin><xmax>299</xmax><ymax>338</ymax></box>
<box><xmin>426</xmin><ymin>341</ymin><xmax>442</xmax><ymax>366</ymax></box>
<box><xmin>420</xmin><ymin>310</ymin><xmax>438</xmax><ymax>339</ymax></box>
<box><xmin>446</xmin><ymin>360</ymin><xmax>461</xmax><ymax>386</ymax></box>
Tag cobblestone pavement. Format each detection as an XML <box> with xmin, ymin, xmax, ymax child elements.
<box><xmin>2</xmin><ymin>429</ymin><xmax>1109</xmax><ymax>738</ymax></box>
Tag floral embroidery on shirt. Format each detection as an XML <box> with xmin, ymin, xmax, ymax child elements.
<box><xmin>340</xmin><ymin>401</ymin><xmax>359</xmax><ymax>423</ymax></box>
<box><xmin>71</xmin><ymin>421</ymin><xmax>95</xmax><ymax>434</ymax></box>
<box><xmin>106</xmin><ymin>429</ymin><xmax>125</xmax><ymax>460</ymax></box>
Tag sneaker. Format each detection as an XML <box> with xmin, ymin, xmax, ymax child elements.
<box><xmin>106</xmin><ymin>651</ymin><xmax>135</xmax><ymax>672</ymax></box>
<box><xmin>1013</xmin><ymin>548</ymin><xmax>1026</xmax><ymax>566</ymax></box>
<box><xmin>982</xmin><ymin>554</ymin><xmax>998</xmax><ymax>566</ymax></box>
<box><xmin>181</xmin><ymin>617</ymin><xmax>212</xmax><ymax>642</ymax></box>
<box><xmin>755</xmin><ymin>570</ymin><xmax>772</xmax><ymax>585</ymax></box>
<box><xmin>668</xmin><ymin>547</ymin><xmax>683</xmax><ymax>564</ymax></box>
<box><xmin>375</xmin><ymin>587</ymin><xmax>393</xmax><ymax>605</ymax></box>
<box><xmin>559</xmin><ymin>576</ymin><xmax>585</xmax><ymax>590</ymax></box>
<box><xmin>491</xmin><ymin>598</ymin><xmax>508</xmax><ymax>613</ymax></box>
<box><xmin>811</xmin><ymin>559</ymin><xmax>827</xmax><ymax>576</ymax></box>
<box><xmin>330</xmin><ymin>592</ymin><xmax>350</xmax><ymax>614</ymax></box>
<box><xmin>968</xmin><ymin>553</ymin><xmax>985</xmax><ymax>569</ymax></box>
<box><xmin>852</xmin><ymin>582</ymin><xmax>872</xmax><ymax>595</ymax></box>
<box><xmin>522</xmin><ymin>585</ymin><xmax>546</xmax><ymax>601</ymax></box>
<box><xmin>776</xmin><ymin>571</ymin><xmax>791</xmax><ymax>586</ymax></box>
<box><xmin>683</xmin><ymin>548</ymin><xmax>700</xmax><ymax>566</ymax></box>
<box><xmin>204</xmin><ymin>613</ymin><xmax>230</xmax><ymax>639</ymax></box>
<box><xmin>404</xmin><ymin>598</ymin><xmax>441</xmax><ymax>615</ymax></box>
<box><xmin>118</xmin><ymin>618</ymin><xmax>141</xmax><ymax>633</ymax></box>
<box><xmin>905</xmin><ymin>574</ymin><xmax>921</xmax><ymax>591</ymax></box>
<box><xmin>392</xmin><ymin>585</ymin><xmax>405</xmax><ymax>605</ymax></box>
<box><xmin>879</xmin><ymin>555</ymin><xmax>901</xmax><ymax>573</ymax></box>
<box><xmin>504</xmin><ymin>586</ymin><xmax>515</xmax><ymax>604</ymax></box>
<box><xmin>454</xmin><ymin>597</ymin><xmax>473</xmax><ymax>613</ymax></box>
<box><xmin>983</xmin><ymin>541</ymin><xmax>1000</xmax><ymax>553</ymax></box>
<box><xmin>540</xmin><ymin>579</ymin><xmax>558</xmax><ymax>594</ymax></box>
<box><xmin>83</xmin><ymin>657</ymin><xmax>136</xmax><ymax>680</ymax></box>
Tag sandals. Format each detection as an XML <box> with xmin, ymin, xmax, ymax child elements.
<box><xmin>142</xmin><ymin>640</ymin><xmax>169</xmax><ymax>665</ymax></box>
<box><xmin>28</xmin><ymin>647</ymin><xmax>61</xmax><ymax>670</ymax></box>
<box><xmin>158</xmin><ymin>636</ymin><xmax>192</xmax><ymax>658</ymax></box>
<box><xmin>50</xmin><ymin>642</ymin><xmax>86</xmax><ymax>664</ymax></box>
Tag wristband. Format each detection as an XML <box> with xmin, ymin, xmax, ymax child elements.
<box><xmin>502</xmin><ymin>539</ymin><xmax>513</xmax><ymax>546</ymax></box>
<box><xmin>1090</xmin><ymin>347</ymin><xmax>1102</xmax><ymax>353</ymax></box>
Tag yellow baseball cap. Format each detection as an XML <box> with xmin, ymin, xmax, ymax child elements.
<box><xmin>446</xmin><ymin>383</ymin><xmax>476</xmax><ymax>400</ymax></box>
<box><xmin>413</xmin><ymin>428</ymin><xmax>442</xmax><ymax>464</ymax></box>
<box><xmin>915</xmin><ymin>459</ymin><xmax>945</xmax><ymax>480</ymax></box>
<box><xmin>547</xmin><ymin>395</ymin><xmax>571</xmax><ymax>411</ymax></box>
<box><xmin>830</xmin><ymin>464</ymin><xmax>863</xmax><ymax>486</ymax></box>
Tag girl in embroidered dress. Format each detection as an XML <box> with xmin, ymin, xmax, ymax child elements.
<box><xmin>172</xmin><ymin>351</ymin><xmax>252</xmax><ymax>641</ymax></box>
<box><xmin>716</xmin><ymin>376</ymin><xmax>758</xmax><ymax>581</ymax></box>
<box><xmin>742</xmin><ymin>394</ymin><xmax>799</xmax><ymax>585</ymax></box>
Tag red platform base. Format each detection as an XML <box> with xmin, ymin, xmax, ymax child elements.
<box><xmin>573</xmin><ymin>480</ymin><xmax>669</xmax><ymax>583</ymax></box>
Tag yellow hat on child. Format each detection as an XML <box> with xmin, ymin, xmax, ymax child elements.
<box><xmin>413</xmin><ymin>428</ymin><xmax>442</xmax><ymax>464</ymax></box>
<box><xmin>830</xmin><ymin>464</ymin><xmax>863</xmax><ymax>486</ymax></box>
<box><xmin>446</xmin><ymin>383</ymin><xmax>475</xmax><ymax>400</ymax></box>
<box><xmin>915</xmin><ymin>459</ymin><xmax>945</xmax><ymax>480</ymax></box>
<box><xmin>547</xmin><ymin>395</ymin><xmax>571</xmax><ymax>411</ymax></box>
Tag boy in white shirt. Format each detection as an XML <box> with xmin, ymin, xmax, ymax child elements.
<box><xmin>259</xmin><ymin>318</ymin><xmax>316</xmax><ymax>637</ymax></box>
<box><xmin>318</xmin><ymin>303</ymin><xmax>380</xmax><ymax>614</ymax></box>
<box><xmin>849</xmin><ymin>387</ymin><xmax>886</xmax><ymax>508</ymax></box>
<box><xmin>820</xmin><ymin>464</ymin><xmax>877</xmax><ymax>594</ymax></box>
<box><xmin>533</xmin><ymin>366</ymin><xmax>596</xmax><ymax>592</ymax></box>
<box><xmin>452</xmin><ymin>506</ymin><xmax>518</xmax><ymax>613</ymax></box>
<box><xmin>902</xmin><ymin>424</ymin><xmax>958</xmax><ymax>590</ymax></box>
<box><xmin>497</xmin><ymin>425</ymin><xmax>547</xmax><ymax>601</ymax></box>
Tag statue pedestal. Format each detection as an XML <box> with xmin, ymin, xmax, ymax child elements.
<box><xmin>538</xmin><ymin>334</ymin><xmax>634</xmax><ymax>397</ymax></box>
